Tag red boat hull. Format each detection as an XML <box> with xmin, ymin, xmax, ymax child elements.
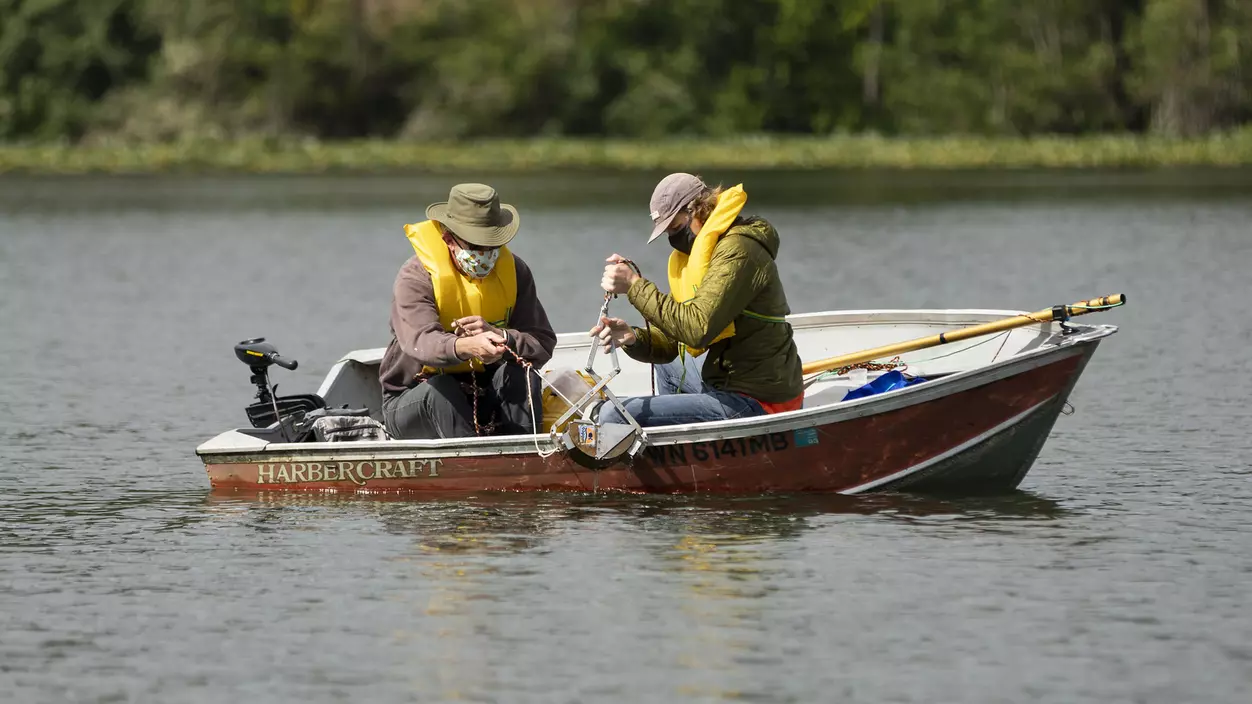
<box><xmin>204</xmin><ymin>346</ymin><xmax>1093</xmax><ymax>495</ymax></box>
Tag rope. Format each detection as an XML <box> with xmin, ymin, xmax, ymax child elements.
<box><xmin>505</xmin><ymin>346</ymin><xmax>561</xmax><ymax>458</ymax></box>
<box><xmin>907</xmin><ymin>331</ymin><xmax>1011</xmax><ymax>365</ymax></box>
<box><xmin>466</xmin><ymin>343</ymin><xmax>571</xmax><ymax>458</ymax></box>
<box><xmin>462</xmin><ymin>255</ymin><xmax>657</xmax><ymax>457</ymax></box>
<box><xmin>991</xmin><ymin>328</ymin><xmax>1011</xmax><ymax>362</ymax></box>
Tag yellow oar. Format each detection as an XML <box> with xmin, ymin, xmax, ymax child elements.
<box><xmin>802</xmin><ymin>294</ymin><xmax>1127</xmax><ymax>377</ymax></box>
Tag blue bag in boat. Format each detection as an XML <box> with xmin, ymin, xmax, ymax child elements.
<box><xmin>842</xmin><ymin>370</ymin><xmax>927</xmax><ymax>402</ymax></box>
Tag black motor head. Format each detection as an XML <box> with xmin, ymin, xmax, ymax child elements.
<box><xmin>235</xmin><ymin>338</ymin><xmax>298</xmax><ymax>370</ymax></box>
<box><xmin>235</xmin><ymin>338</ymin><xmax>278</xmax><ymax>366</ymax></box>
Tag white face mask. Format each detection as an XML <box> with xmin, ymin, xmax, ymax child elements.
<box><xmin>452</xmin><ymin>245</ymin><xmax>501</xmax><ymax>279</ymax></box>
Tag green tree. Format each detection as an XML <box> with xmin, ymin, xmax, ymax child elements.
<box><xmin>0</xmin><ymin>0</ymin><xmax>158</xmax><ymax>139</ymax></box>
<box><xmin>1</xmin><ymin>0</ymin><xmax>1249</xmax><ymax>143</ymax></box>
<box><xmin>1127</xmin><ymin>0</ymin><xmax>1252</xmax><ymax>135</ymax></box>
<box><xmin>874</xmin><ymin>0</ymin><xmax>1128</xmax><ymax>135</ymax></box>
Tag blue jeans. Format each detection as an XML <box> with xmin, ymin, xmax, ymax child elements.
<box><xmin>597</xmin><ymin>354</ymin><xmax>765</xmax><ymax>427</ymax></box>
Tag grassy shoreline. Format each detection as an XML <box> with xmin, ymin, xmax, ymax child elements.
<box><xmin>3</xmin><ymin>133</ymin><xmax>1252</xmax><ymax>174</ymax></box>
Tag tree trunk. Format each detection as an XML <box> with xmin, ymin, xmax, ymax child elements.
<box><xmin>862</xmin><ymin>1</ymin><xmax>883</xmax><ymax>105</ymax></box>
<box><xmin>1151</xmin><ymin>0</ymin><xmax>1214</xmax><ymax>136</ymax></box>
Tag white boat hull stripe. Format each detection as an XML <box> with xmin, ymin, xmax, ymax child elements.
<box><xmin>840</xmin><ymin>396</ymin><xmax>1055</xmax><ymax>495</ymax></box>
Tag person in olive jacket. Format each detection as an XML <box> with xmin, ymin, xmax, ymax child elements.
<box><xmin>592</xmin><ymin>173</ymin><xmax>804</xmax><ymax>427</ymax></box>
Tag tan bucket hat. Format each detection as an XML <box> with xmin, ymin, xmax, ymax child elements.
<box><xmin>426</xmin><ymin>183</ymin><xmax>520</xmax><ymax>248</ymax></box>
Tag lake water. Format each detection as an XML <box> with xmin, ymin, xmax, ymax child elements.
<box><xmin>1</xmin><ymin>170</ymin><xmax>1250</xmax><ymax>703</ymax></box>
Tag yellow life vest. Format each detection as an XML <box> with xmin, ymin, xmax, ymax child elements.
<box><xmin>666</xmin><ymin>184</ymin><xmax>747</xmax><ymax>358</ymax></box>
<box><xmin>404</xmin><ymin>220</ymin><xmax>516</xmax><ymax>375</ymax></box>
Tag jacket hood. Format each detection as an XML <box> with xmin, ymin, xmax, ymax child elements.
<box><xmin>728</xmin><ymin>216</ymin><xmax>779</xmax><ymax>260</ymax></box>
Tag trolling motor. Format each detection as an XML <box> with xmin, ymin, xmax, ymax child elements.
<box><xmin>234</xmin><ymin>338</ymin><xmax>326</xmax><ymax>430</ymax></box>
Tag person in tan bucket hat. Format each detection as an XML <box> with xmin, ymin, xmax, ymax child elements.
<box><xmin>379</xmin><ymin>183</ymin><xmax>556</xmax><ymax>439</ymax></box>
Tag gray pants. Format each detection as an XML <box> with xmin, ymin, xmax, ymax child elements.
<box><xmin>381</xmin><ymin>363</ymin><xmax>541</xmax><ymax>440</ymax></box>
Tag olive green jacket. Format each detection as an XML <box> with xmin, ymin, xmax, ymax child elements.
<box><xmin>624</xmin><ymin>216</ymin><xmax>804</xmax><ymax>403</ymax></box>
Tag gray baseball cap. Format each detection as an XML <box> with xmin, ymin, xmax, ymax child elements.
<box><xmin>647</xmin><ymin>173</ymin><xmax>705</xmax><ymax>242</ymax></box>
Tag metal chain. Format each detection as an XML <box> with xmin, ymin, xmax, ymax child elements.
<box><xmin>466</xmin><ymin>345</ymin><xmax>541</xmax><ymax>438</ymax></box>
<box><xmin>466</xmin><ymin>368</ymin><xmax>498</xmax><ymax>437</ymax></box>
<box><xmin>828</xmin><ymin>356</ymin><xmax>908</xmax><ymax>377</ymax></box>
<box><xmin>603</xmin><ymin>258</ymin><xmax>655</xmax><ymax>396</ymax></box>
<box><xmin>470</xmin><ymin>371</ymin><xmax>480</xmax><ymax>435</ymax></box>
<box><xmin>465</xmin><ymin>344</ymin><xmax>562</xmax><ymax>458</ymax></box>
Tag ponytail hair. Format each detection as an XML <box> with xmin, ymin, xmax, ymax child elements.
<box><xmin>687</xmin><ymin>180</ymin><xmax>724</xmax><ymax>223</ymax></box>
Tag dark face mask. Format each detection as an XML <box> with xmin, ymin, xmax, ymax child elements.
<box><xmin>667</xmin><ymin>224</ymin><xmax>696</xmax><ymax>254</ymax></box>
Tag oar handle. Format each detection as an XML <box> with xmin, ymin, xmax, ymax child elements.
<box><xmin>1063</xmin><ymin>294</ymin><xmax>1126</xmax><ymax>314</ymax></box>
<box><xmin>801</xmin><ymin>293</ymin><xmax>1126</xmax><ymax>377</ymax></box>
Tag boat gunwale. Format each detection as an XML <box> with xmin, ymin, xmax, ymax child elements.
<box><xmin>321</xmin><ymin>308</ymin><xmax>1082</xmax><ymax>369</ymax></box>
<box><xmin>197</xmin><ymin>319</ymin><xmax>1116</xmax><ymax>461</ymax></box>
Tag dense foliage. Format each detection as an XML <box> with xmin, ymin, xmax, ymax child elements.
<box><xmin>1</xmin><ymin>0</ymin><xmax>1249</xmax><ymax>142</ymax></box>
